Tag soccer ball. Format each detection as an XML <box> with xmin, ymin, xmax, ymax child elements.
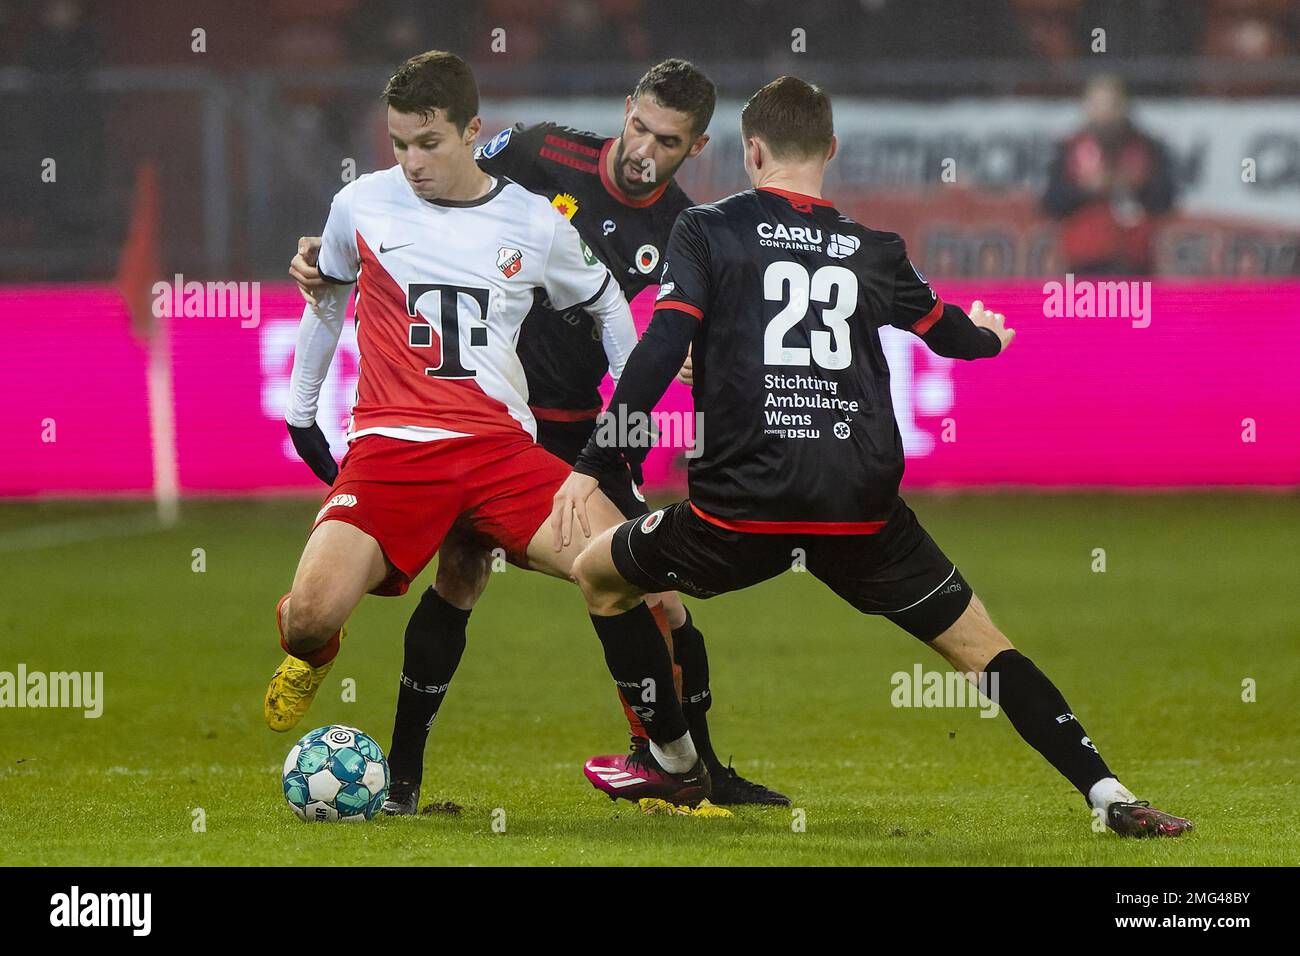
<box><xmin>282</xmin><ymin>725</ymin><xmax>390</xmax><ymax>822</ymax></box>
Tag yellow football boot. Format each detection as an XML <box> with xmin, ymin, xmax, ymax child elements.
<box><xmin>263</xmin><ymin>594</ymin><xmax>344</xmax><ymax>732</ymax></box>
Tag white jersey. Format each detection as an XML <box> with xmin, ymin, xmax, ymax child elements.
<box><xmin>286</xmin><ymin>164</ymin><xmax>636</xmax><ymax>442</ymax></box>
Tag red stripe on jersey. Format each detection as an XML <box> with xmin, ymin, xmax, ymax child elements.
<box><xmin>911</xmin><ymin>297</ymin><xmax>945</xmax><ymax>335</ymax></box>
<box><xmin>351</xmin><ymin>233</ymin><xmax>525</xmax><ymax>439</ymax></box>
<box><xmin>759</xmin><ymin>186</ymin><xmax>833</xmax><ymax>210</ymax></box>
<box><xmin>544</xmin><ymin>134</ymin><xmax>601</xmax><ymax>158</ymax></box>
<box><xmin>689</xmin><ymin>502</ymin><xmax>888</xmax><ymax>536</ymax></box>
<box><xmin>654</xmin><ymin>299</ymin><xmax>704</xmax><ymax>321</ymax></box>
<box><xmin>599</xmin><ymin>138</ymin><xmax>671</xmax><ymax>208</ymax></box>
<box><xmin>529</xmin><ymin>405</ymin><xmax>600</xmax><ymax>422</ymax></box>
<box><xmin>540</xmin><ymin>147</ymin><xmax>600</xmax><ymax>174</ymax></box>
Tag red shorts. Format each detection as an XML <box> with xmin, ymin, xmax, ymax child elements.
<box><xmin>312</xmin><ymin>433</ymin><xmax>571</xmax><ymax>596</ymax></box>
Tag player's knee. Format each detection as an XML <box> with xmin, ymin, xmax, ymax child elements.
<box><xmin>572</xmin><ymin>547</ymin><xmax>637</xmax><ymax>614</ymax></box>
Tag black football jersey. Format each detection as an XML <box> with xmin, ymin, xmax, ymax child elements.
<box><xmin>475</xmin><ymin>122</ymin><xmax>693</xmax><ymax>413</ymax></box>
<box><xmin>654</xmin><ymin>187</ymin><xmax>947</xmax><ymax>530</ymax></box>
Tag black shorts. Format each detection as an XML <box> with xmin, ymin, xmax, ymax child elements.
<box><xmin>535</xmin><ymin>417</ymin><xmax>649</xmax><ymax>520</ymax></box>
<box><xmin>610</xmin><ymin>498</ymin><xmax>972</xmax><ymax>641</ymax></box>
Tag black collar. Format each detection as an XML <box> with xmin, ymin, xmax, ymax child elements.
<box><xmin>424</xmin><ymin>176</ymin><xmax>509</xmax><ymax>208</ymax></box>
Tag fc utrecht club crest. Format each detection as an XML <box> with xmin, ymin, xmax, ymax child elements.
<box><xmin>635</xmin><ymin>244</ymin><xmax>660</xmax><ymax>274</ymax></box>
<box><xmin>497</xmin><ymin>247</ymin><xmax>523</xmax><ymax>278</ymax></box>
<box><xmin>551</xmin><ymin>193</ymin><xmax>579</xmax><ymax>220</ymax></box>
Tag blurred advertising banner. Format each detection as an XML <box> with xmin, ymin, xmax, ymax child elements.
<box><xmin>2</xmin><ymin>282</ymin><xmax>1296</xmax><ymax>497</ymax></box>
<box><xmin>478</xmin><ymin>98</ymin><xmax>1300</xmax><ymax>276</ymax></box>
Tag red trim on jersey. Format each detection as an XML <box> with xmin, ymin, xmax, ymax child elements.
<box><xmin>911</xmin><ymin>297</ymin><xmax>945</xmax><ymax>335</ymax></box>
<box><xmin>544</xmin><ymin>134</ymin><xmax>601</xmax><ymax>158</ymax></box>
<box><xmin>759</xmin><ymin>186</ymin><xmax>833</xmax><ymax>210</ymax></box>
<box><xmin>539</xmin><ymin>147</ymin><xmax>600</xmax><ymax>174</ymax></box>
<box><xmin>690</xmin><ymin>502</ymin><xmax>887</xmax><ymax>536</ymax></box>
<box><xmin>529</xmin><ymin>405</ymin><xmax>600</xmax><ymax>422</ymax></box>
<box><xmin>599</xmin><ymin>138</ymin><xmax>671</xmax><ymax>208</ymax></box>
<box><xmin>653</xmin><ymin>299</ymin><xmax>704</xmax><ymax>320</ymax></box>
<box><xmin>351</xmin><ymin>234</ymin><xmax>525</xmax><ymax>439</ymax></box>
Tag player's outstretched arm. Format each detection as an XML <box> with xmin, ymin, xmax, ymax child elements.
<box><xmin>889</xmin><ymin>242</ymin><xmax>1013</xmax><ymax>360</ymax></box>
<box><xmin>910</xmin><ymin>300</ymin><xmax>1014</xmax><ymax>360</ymax></box>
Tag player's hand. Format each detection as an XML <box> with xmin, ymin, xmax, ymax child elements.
<box><xmin>969</xmin><ymin>300</ymin><xmax>1015</xmax><ymax>354</ymax></box>
<box><xmin>290</xmin><ymin>236</ymin><xmax>325</xmax><ymax>306</ymax></box>
<box><xmin>676</xmin><ymin>345</ymin><xmax>693</xmax><ymax>387</ymax></box>
<box><xmin>286</xmin><ymin>421</ymin><xmax>338</xmax><ymax>485</ymax></box>
<box><xmin>550</xmin><ymin>471</ymin><xmax>601</xmax><ymax>552</ymax></box>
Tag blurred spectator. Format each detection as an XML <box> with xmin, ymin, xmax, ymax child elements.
<box><xmin>1202</xmin><ymin>0</ymin><xmax>1293</xmax><ymax>95</ymax></box>
<box><xmin>1042</xmin><ymin>74</ymin><xmax>1175</xmax><ymax>274</ymax></box>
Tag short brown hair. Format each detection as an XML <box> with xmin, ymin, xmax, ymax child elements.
<box><xmin>632</xmin><ymin>59</ymin><xmax>716</xmax><ymax>137</ymax></box>
<box><xmin>740</xmin><ymin>76</ymin><xmax>833</xmax><ymax>161</ymax></box>
<box><xmin>383</xmin><ymin>50</ymin><xmax>479</xmax><ymax>132</ymax></box>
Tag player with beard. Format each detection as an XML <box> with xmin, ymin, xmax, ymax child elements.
<box><xmin>289</xmin><ymin>60</ymin><xmax>789</xmax><ymax>811</ymax></box>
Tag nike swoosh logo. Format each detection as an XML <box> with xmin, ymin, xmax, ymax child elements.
<box><xmin>379</xmin><ymin>241</ymin><xmax>414</xmax><ymax>254</ymax></box>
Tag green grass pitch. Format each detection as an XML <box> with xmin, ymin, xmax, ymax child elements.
<box><xmin>0</xmin><ymin>494</ymin><xmax>1296</xmax><ymax>866</ymax></box>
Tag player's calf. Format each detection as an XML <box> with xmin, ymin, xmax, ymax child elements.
<box><xmin>280</xmin><ymin>594</ymin><xmax>347</xmax><ymax>656</ymax></box>
<box><xmin>929</xmin><ymin>595</ymin><xmax>1192</xmax><ymax>836</ymax></box>
<box><xmin>569</xmin><ymin>530</ymin><xmax>705</xmax><ymax>791</ymax></box>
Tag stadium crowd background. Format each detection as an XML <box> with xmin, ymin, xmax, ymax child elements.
<box><xmin>3</xmin><ymin>0</ymin><xmax>1298</xmax><ymax>284</ymax></box>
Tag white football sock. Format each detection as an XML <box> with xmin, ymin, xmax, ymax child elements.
<box><xmin>1088</xmin><ymin>776</ymin><xmax>1137</xmax><ymax>812</ymax></box>
<box><xmin>649</xmin><ymin>731</ymin><xmax>698</xmax><ymax>774</ymax></box>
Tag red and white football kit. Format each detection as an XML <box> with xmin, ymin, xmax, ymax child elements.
<box><xmin>286</xmin><ymin>165</ymin><xmax>637</xmax><ymax>594</ymax></box>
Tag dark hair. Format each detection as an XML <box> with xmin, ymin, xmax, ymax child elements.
<box><xmin>382</xmin><ymin>50</ymin><xmax>479</xmax><ymax>132</ymax></box>
<box><xmin>632</xmin><ymin>59</ymin><xmax>716</xmax><ymax>137</ymax></box>
<box><xmin>740</xmin><ymin>76</ymin><xmax>833</xmax><ymax>161</ymax></box>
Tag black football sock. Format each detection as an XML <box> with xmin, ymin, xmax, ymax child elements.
<box><xmin>591</xmin><ymin>603</ymin><xmax>689</xmax><ymax>748</ymax></box>
<box><xmin>670</xmin><ymin>609</ymin><xmax>721</xmax><ymax>772</ymax></box>
<box><xmin>983</xmin><ymin>649</ymin><xmax>1114</xmax><ymax>804</ymax></box>
<box><xmin>388</xmin><ymin>587</ymin><xmax>470</xmax><ymax>785</ymax></box>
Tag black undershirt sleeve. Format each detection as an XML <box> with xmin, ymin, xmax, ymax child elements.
<box><xmin>920</xmin><ymin>304</ymin><xmax>1003</xmax><ymax>360</ymax></box>
<box><xmin>575</xmin><ymin>307</ymin><xmax>698</xmax><ymax>478</ymax></box>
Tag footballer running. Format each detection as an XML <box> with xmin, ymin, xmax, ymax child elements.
<box><xmin>551</xmin><ymin>76</ymin><xmax>1194</xmax><ymax>837</ymax></box>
